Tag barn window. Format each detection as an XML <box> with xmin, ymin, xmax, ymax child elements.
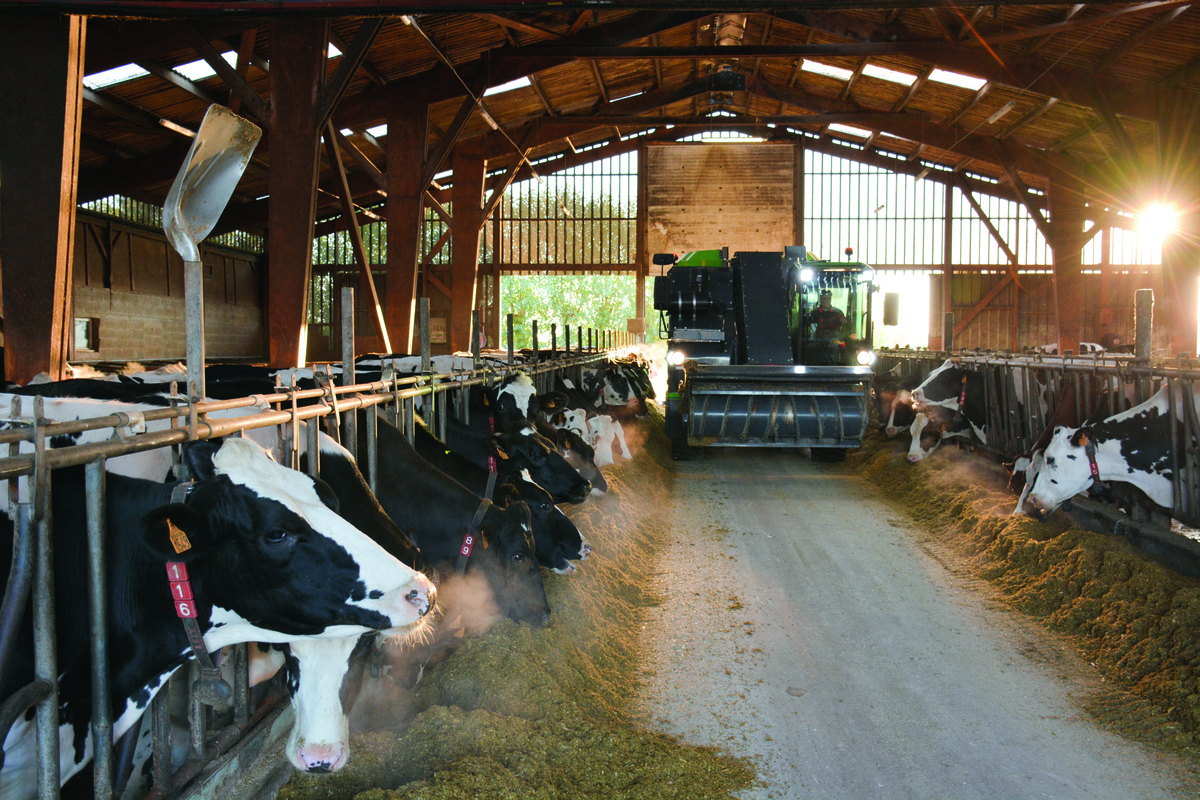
<box><xmin>74</xmin><ymin>317</ymin><xmax>99</xmax><ymax>352</ymax></box>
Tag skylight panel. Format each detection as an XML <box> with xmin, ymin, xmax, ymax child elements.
<box><xmin>829</xmin><ymin>123</ymin><xmax>871</xmax><ymax>139</ymax></box>
<box><xmin>802</xmin><ymin>60</ymin><xmax>853</xmax><ymax>81</ymax></box>
<box><xmin>484</xmin><ymin>76</ymin><xmax>531</xmax><ymax>96</ymax></box>
<box><xmin>174</xmin><ymin>51</ymin><xmax>238</xmax><ymax>82</ymax></box>
<box><xmin>365</xmin><ymin>123</ymin><xmax>388</xmax><ymax>138</ymax></box>
<box><xmin>863</xmin><ymin>64</ymin><xmax>916</xmax><ymax>86</ymax></box>
<box><xmin>328</xmin><ymin>42</ymin><xmax>342</xmax><ymax>58</ymax></box>
<box><xmin>929</xmin><ymin>68</ymin><xmax>986</xmax><ymax>91</ymax></box>
<box><xmin>83</xmin><ymin>63</ymin><xmax>150</xmax><ymax>90</ymax></box>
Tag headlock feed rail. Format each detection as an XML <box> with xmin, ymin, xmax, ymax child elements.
<box><xmin>653</xmin><ymin>245</ymin><xmax>876</xmax><ymax>457</ymax></box>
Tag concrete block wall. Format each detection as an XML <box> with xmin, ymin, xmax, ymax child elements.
<box><xmin>74</xmin><ymin>284</ymin><xmax>264</xmax><ymax>362</ymax></box>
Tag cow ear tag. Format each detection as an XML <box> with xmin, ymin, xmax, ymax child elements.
<box><xmin>168</xmin><ymin>519</ymin><xmax>192</xmax><ymax>554</ymax></box>
<box><xmin>1078</xmin><ymin>432</ymin><xmax>1089</xmax><ymax>447</ymax></box>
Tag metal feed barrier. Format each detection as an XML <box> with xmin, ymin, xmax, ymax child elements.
<box><xmin>0</xmin><ymin>304</ymin><xmax>639</xmax><ymax>800</ymax></box>
<box><xmin>877</xmin><ymin>346</ymin><xmax>1200</xmax><ymax>533</ymax></box>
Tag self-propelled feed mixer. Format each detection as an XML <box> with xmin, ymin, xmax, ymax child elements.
<box><xmin>653</xmin><ymin>246</ymin><xmax>877</xmax><ymax>460</ymax></box>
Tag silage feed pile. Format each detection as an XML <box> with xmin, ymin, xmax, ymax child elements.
<box><xmin>276</xmin><ymin>410</ymin><xmax>756</xmax><ymax>800</ymax></box>
<box><xmin>851</xmin><ymin>430</ymin><xmax>1200</xmax><ymax>753</ymax></box>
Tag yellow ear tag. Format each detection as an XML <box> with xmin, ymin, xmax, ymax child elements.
<box><xmin>168</xmin><ymin>519</ymin><xmax>192</xmax><ymax>554</ymax></box>
<box><xmin>1078</xmin><ymin>432</ymin><xmax>1090</xmax><ymax>447</ymax></box>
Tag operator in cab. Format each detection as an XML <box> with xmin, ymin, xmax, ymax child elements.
<box><xmin>811</xmin><ymin>290</ymin><xmax>846</xmax><ymax>339</ymax></box>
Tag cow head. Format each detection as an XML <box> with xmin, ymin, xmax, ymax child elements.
<box><xmin>553</xmin><ymin>427</ymin><xmax>608</xmax><ymax>495</ymax></box>
<box><xmin>143</xmin><ymin>438</ymin><xmax>436</xmax><ymax>645</ymax></box>
<box><xmin>473</xmin><ymin>500</ymin><xmax>551</xmax><ymax>626</ymax></box>
<box><xmin>493</xmin><ymin>427</ymin><xmax>591</xmax><ymax>504</ymax></box>
<box><xmin>281</xmin><ymin>634</ymin><xmax>373</xmax><ymax>774</ymax></box>
<box><xmin>496</xmin><ymin>473</ymin><xmax>589</xmax><ymax>574</ymax></box>
<box><xmin>1025</xmin><ymin>425</ymin><xmax>1099</xmax><ymax>515</ymax></box>
<box><xmin>906</xmin><ymin>411</ymin><xmax>948</xmax><ymax>463</ymax></box>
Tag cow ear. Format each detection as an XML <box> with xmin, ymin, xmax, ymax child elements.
<box><xmin>309</xmin><ymin>476</ymin><xmax>341</xmax><ymax>513</ymax></box>
<box><xmin>142</xmin><ymin>503</ymin><xmax>207</xmax><ymax>562</ymax></box>
<box><xmin>488</xmin><ymin>437</ymin><xmax>510</xmax><ymax>461</ymax></box>
<box><xmin>181</xmin><ymin>439</ymin><xmax>224</xmax><ymax>481</ymax></box>
<box><xmin>492</xmin><ymin>482</ymin><xmax>516</xmax><ymax>507</ymax></box>
<box><xmin>1070</xmin><ymin>428</ymin><xmax>1091</xmax><ymax>448</ymax></box>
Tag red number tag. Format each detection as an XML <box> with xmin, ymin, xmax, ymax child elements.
<box><xmin>170</xmin><ymin>581</ymin><xmax>193</xmax><ymax>601</ymax></box>
<box><xmin>175</xmin><ymin>599</ymin><xmax>197</xmax><ymax>618</ymax></box>
<box><xmin>166</xmin><ymin>562</ymin><xmax>189</xmax><ymax>581</ymax></box>
<box><xmin>460</xmin><ymin>534</ymin><xmax>475</xmax><ymax>557</ymax></box>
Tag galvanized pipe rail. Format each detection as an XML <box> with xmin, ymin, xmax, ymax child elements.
<box><xmin>0</xmin><ymin>340</ymin><xmax>623</xmax><ymax>800</ymax></box>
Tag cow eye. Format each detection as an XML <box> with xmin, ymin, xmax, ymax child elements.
<box><xmin>264</xmin><ymin>528</ymin><xmax>290</xmax><ymax>544</ymax></box>
<box><xmin>1045</xmin><ymin>457</ymin><xmax>1055</xmax><ymax>467</ymax></box>
<box><xmin>512</xmin><ymin>553</ymin><xmax>525</xmax><ymax>564</ymax></box>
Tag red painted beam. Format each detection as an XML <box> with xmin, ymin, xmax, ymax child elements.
<box><xmin>266</xmin><ymin>18</ymin><xmax>325</xmax><ymax>368</ymax></box>
<box><xmin>0</xmin><ymin>14</ymin><xmax>87</xmax><ymax>384</ymax></box>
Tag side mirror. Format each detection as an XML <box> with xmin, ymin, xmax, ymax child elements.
<box><xmin>652</xmin><ymin>252</ymin><xmax>677</xmax><ymax>266</ymax></box>
<box><xmin>883</xmin><ymin>293</ymin><xmax>900</xmax><ymax>326</ymax></box>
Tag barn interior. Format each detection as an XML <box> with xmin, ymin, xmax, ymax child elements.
<box><xmin>1</xmin><ymin>2</ymin><xmax>1198</xmax><ymax>386</ymax></box>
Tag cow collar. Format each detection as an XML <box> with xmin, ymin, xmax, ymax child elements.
<box><xmin>952</xmin><ymin>375</ymin><xmax>969</xmax><ymax>425</ymax></box>
<box><xmin>456</xmin><ymin>498</ymin><xmax>492</xmax><ymax>576</ymax></box>
<box><xmin>165</xmin><ymin>480</ymin><xmax>234</xmax><ymax>710</ymax></box>
<box><xmin>1079</xmin><ymin>431</ymin><xmax>1107</xmax><ymax>496</ymax></box>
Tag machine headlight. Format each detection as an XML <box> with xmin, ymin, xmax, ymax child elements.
<box><xmin>799</xmin><ymin>268</ymin><xmax>814</xmax><ymax>283</ymax></box>
<box><xmin>667</xmin><ymin>349</ymin><xmax>686</xmax><ymax>366</ymax></box>
<box><xmin>861</xmin><ymin>268</ymin><xmax>875</xmax><ymax>282</ymax></box>
<box><xmin>856</xmin><ymin>349</ymin><xmax>877</xmax><ymax>366</ymax></box>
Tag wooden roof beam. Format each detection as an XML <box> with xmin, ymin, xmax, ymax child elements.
<box><xmin>176</xmin><ymin>22</ymin><xmax>268</xmax><ymax>127</ymax></box>
<box><xmin>590</xmin><ymin>60</ymin><xmax>611</xmax><ymax>104</ymax></box>
<box><xmin>315</xmin><ymin>17</ymin><xmax>386</xmax><ymax>129</ymax></box>
<box><xmin>945</xmin><ymin>81</ymin><xmax>992</xmax><ymax>126</ymax></box>
<box><xmin>476</xmin><ymin>13</ymin><xmax>561</xmax><ymax>42</ymax></box>
<box><xmin>839</xmin><ymin>58</ymin><xmax>867</xmax><ymax>101</ymax></box>
<box><xmin>990</xmin><ymin>139</ymin><xmax>1052</xmax><ymax>242</ymax></box>
<box><xmin>891</xmin><ymin>65</ymin><xmax>933</xmax><ymax>113</ymax></box>
<box><xmin>82</xmin><ymin>86</ymin><xmax>195</xmax><ymax>138</ymax></box>
<box><xmin>922</xmin><ymin>8</ymin><xmax>954</xmax><ymax>41</ymax></box>
<box><xmin>135</xmin><ymin>59</ymin><xmax>220</xmax><ymax>104</ymax></box>
<box><xmin>998</xmin><ymin>96</ymin><xmax>1057</xmax><ymax>138</ymax></box>
<box><xmin>329</xmin><ymin>26</ymin><xmax>386</xmax><ymax>86</ymax></box>
<box><xmin>1096</xmin><ymin>5</ymin><xmax>1192</xmax><ymax>73</ymax></box>
<box><xmin>1017</xmin><ymin>4</ymin><xmax>1084</xmax><ymax>57</ymax></box>
<box><xmin>528</xmin><ymin>74</ymin><xmax>557</xmax><ymax>116</ymax></box>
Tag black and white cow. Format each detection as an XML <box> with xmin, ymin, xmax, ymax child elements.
<box><xmin>439</xmin><ymin>414</ymin><xmax>592</xmax><ymax>504</ymax></box>
<box><xmin>411</xmin><ymin>417</ymin><xmax>590</xmax><ymax>574</ymax></box>
<box><xmin>0</xmin><ymin>438</ymin><xmax>435</xmax><ymax>800</ymax></box>
<box><xmin>581</xmin><ymin>357</ymin><xmax>654</xmax><ymax>417</ymax></box>
<box><xmin>0</xmin><ymin>391</ymin><xmax>435</xmax><ymax>778</ymax></box>
<box><xmin>1027</xmin><ymin>384</ymin><xmax>1197</xmax><ymax>517</ymax></box>
<box><xmin>871</xmin><ymin>373</ymin><xmax>919</xmax><ymax>438</ymax></box>
<box><xmin>358</xmin><ymin>413</ymin><xmax>551</xmax><ymax>627</ymax></box>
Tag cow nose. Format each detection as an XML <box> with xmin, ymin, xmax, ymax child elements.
<box><xmin>580</xmin><ymin>542</ymin><xmax>592</xmax><ymax>558</ymax></box>
<box><xmin>885</xmin><ymin>426</ymin><xmax>898</xmax><ymax>437</ymax></box>
<box><xmin>406</xmin><ymin>582</ymin><xmax>436</xmax><ymax>617</ymax></box>
<box><xmin>298</xmin><ymin>743</ymin><xmax>347</xmax><ymax>773</ymax></box>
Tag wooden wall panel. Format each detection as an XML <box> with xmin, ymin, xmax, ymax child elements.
<box><xmin>644</xmin><ymin>142</ymin><xmax>796</xmax><ymax>257</ymax></box>
<box><xmin>131</xmin><ymin>235</ymin><xmax>168</xmax><ymax>295</ymax></box>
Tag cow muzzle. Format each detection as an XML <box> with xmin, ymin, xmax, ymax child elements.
<box><xmin>293</xmin><ymin>741</ymin><xmax>348</xmax><ymax>774</ymax></box>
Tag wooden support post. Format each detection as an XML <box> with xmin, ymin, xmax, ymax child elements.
<box><xmin>266</xmin><ymin>18</ymin><xmax>326</xmax><ymax>368</ymax></box>
<box><xmin>1135</xmin><ymin>288</ymin><xmax>1154</xmax><ymax>359</ymax></box>
<box><xmin>450</xmin><ymin>140</ymin><xmax>487</xmax><ymax>353</ymax></box>
<box><xmin>1156</xmin><ymin>88</ymin><xmax>1200</xmax><ymax>356</ymax></box>
<box><xmin>0</xmin><ymin>14</ymin><xmax>86</xmax><ymax>385</ymax></box>
<box><xmin>324</xmin><ymin>120</ymin><xmax>391</xmax><ymax>352</ymax></box>
<box><xmin>386</xmin><ymin>93</ymin><xmax>430</xmax><ymax>354</ymax></box>
<box><xmin>1049</xmin><ymin>183</ymin><xmax>1085</xmax><ymax>356</ymax></box>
